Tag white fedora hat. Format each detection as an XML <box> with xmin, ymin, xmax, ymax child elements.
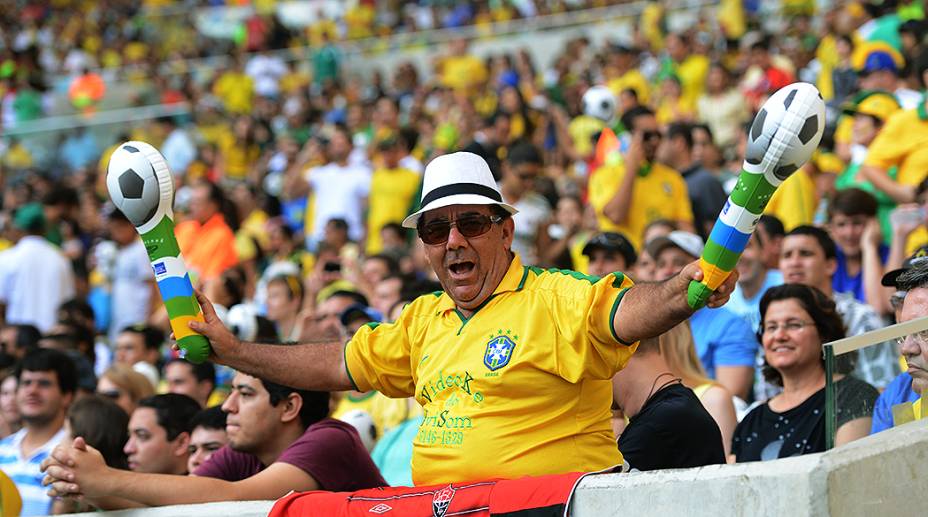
<box><xmin>402</xmin><ymin>151</ymin><xmax>518</xmax><ymax>228</ymax></box>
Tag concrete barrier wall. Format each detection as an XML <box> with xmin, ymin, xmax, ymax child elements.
<box><xmin>70</xmin><ymin>420</ymin><xmax>927</xmax><ymax>517</ymax></box>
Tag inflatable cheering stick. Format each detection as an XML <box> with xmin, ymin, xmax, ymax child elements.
<box><xmin>687</xmin><ymin>83</ymin><xmax>826</xmax><ymax>309</ymax></box>
<box><xmin>106</xmin><ymin>141</ymin><xmax>212</xmax><ymax>363</ymax></box>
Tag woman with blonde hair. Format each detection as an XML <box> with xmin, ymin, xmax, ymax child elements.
<box><xmin>658</xmin><ymin>321</ymin><xmax>737</xmax><ymax>457</ymax></box>
<box><xmin>96</xmin><ymin>364</ymin><xmax>155</xmax><ymax>415</ymax></box>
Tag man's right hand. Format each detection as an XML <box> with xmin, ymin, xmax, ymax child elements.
<box><xmin>183</xmin><ymin>291</ymin><xmax>241</xmax><ymax>365</ymax></box>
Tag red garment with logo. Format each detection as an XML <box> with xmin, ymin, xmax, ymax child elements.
<box><xmin>268</xmin><ymin>471</ymin><xmax>588</xmax><ymax>517</ymax></box>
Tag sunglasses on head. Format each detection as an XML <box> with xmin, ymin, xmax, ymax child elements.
<box><xmin>418</xmin><ymin>213</ymin><xmax>503</xmax><ymax>245</ymax></box>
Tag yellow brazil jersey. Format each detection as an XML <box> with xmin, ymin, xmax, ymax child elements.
<box><xmin>863</xmin><ymin>107</ymin><xmax>928</xmax><ymax>187</ymax></box>
<box><xmin>367</xmin><ymin>167</ymin><xmax>421</xmax><ymax>254</ymax></box>
<box><xmin>764</xmin><ymin>167</ymin><xmax>817</xmax><ymax>231</ymax></box>
<box><xmin>568</xmin><ymin>115</ymin><xmax>605</xmax><ymax>158</ymax></box>
<box><xmin>588</xmin><ymin>162</ymin><xmax>693</xmax><ymax>251</ymax></box>
<box><xmin>440</xmin><ymin>55</ymin><xmax>488</xmax><ymax>95</ymax></box>
<box><xmin>345</xmin><ymin>255</ymin><xmax>637</xmax><ymax>485</ymax></box>
<box><xmin>677</xmin><ymin>54</ymin><xmax>710</xmax><ymax>105</ymax></box>
<box><xmin>607</xmin><ymin>69</ymin><xmax>651</xmax><ymax>105</ymax></box>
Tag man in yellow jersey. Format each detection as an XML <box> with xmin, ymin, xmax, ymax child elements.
<box><xmin>588</xmin><ymin>106</ymin><xmax>695</xmax><ymax>250</ymax></box>
<box><xmin>154</xmin><ymin>152</ymin><xmax>730</xmax><ymax>485</ymax></box>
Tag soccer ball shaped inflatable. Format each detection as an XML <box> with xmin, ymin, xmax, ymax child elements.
<box><xmin>582</xmin><ymin>85</ymin><xmax>617</xmax><ymax>123</ymax></box>
<box><xmin>744</xmin><ymin>82</ymin><xmax>825</xmax><ymax>183</ymax></box>
<box><xmin>106</xmin><ymin>142</ymin><xmax>174</xmax><ymax>230</ymax></box>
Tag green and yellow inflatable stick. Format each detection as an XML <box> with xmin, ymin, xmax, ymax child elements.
<box><xmin>688</xmin><ymin>83</ymin><xmax>825</xmax><ymax>309</ymax></box>
<box><xmin>106</xmin><ymin>141</ymin><xmax>212</xmax><ymax>363</ymax></box>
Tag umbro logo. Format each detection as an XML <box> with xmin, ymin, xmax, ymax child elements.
<box><xmin>369</xmin><ymin>503</ymin><xmax>392</xmax><ymax>514</ymax></box>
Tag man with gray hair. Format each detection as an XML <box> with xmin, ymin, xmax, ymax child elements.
<box><xmin>73</xmin><ymin>152</ymin><xmax>737</xmax><ymax>486</ymax></box>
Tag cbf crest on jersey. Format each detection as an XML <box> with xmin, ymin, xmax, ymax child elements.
<box><xmin>483</xmin><ymin>331</ymin><xmax>516</xmax><ymax>371</ymax></box>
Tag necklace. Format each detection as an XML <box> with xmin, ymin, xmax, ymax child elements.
<box><xmin>645</xmin><ymin>372</ymin><xmax>682</xmax><ymax>403</ymax></box>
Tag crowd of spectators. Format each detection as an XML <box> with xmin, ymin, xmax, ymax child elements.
<box><xmin>2</xmin><ymin>0</ymin><xmax>928</xmax><ymax>514</ymax></box>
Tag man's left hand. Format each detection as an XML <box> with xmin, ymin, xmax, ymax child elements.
<box><xmin>40</xmin><ymin>437</ymin><xmax>108</xmax><ymax>498</ymax></box>
<box><xmin>679</xmin><ymin>260</ymin><xmax>739</xmax><ymax>309</ymax></box>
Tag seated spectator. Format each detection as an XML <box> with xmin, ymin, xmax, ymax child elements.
<box><xmin>0</xmin><ymin>369</ymin><xmax>20</xmax><ymax>438</ymax></box>
<box><xmin>266</xmin><ymin>274</ymin><xmax>305</xmax><ymax>342</ymax></box>
<box><xmin>124</xmin><ymin>394</ymin><xmax>200</xmax><ymax>474</ymax></box>
<box><xmin>612</xmin><ymin>327</ymin><xmax>726</xmax><ymax>471</ymax></box>
<box><xmin>649</xmin><ymin>231</ymin><xmax>758</xmax><ymax>400</ymax></box>
<box><xmin>42</xmin><ymin>371</ymin><xmax>386</xmax><ymax>508</ymax></box>
<box><xmin>52</xmin><ymin>395</ymin><xmax>131</xmax><ymax>514</ymax></box>
<box><xmin>733</xmin><ymin>285</ymin><xmax>878</xmax><ymax>462</ymax></box>
<box><xmin>872</xmin><ymin>255</ymin><xmax>928</xmax><ymax>433</ymax></box>
<box><xmin>541</xmin><ymin>195</ymin><xmax>591</xmax><ymax>271</ymax></box>
<box><xmin>887</xmin><ymin>263</ymin><xmax>928</xmax><ymax>424</ymax></box>
<box><xmin>0</xmin><ymin>349</ymin><xmax>76</xmax><ymax>516</ymax></box>
<box><xmin>0</xmin><ymin>324</ymin><xmax>41</xmax><ymax>361</ymax></box>
<box><xmin>658</xmin><ymin>321</ymin><xmax>737</xmax><ymax>457</ymax></box>
<box><xmin>187</xmin><ymin>406</ymin><xmax>228</xmax><ymax>473</ymax></box>
<box><xmin>113</xmin><ymin>325</ymin><xmax>164</xmax><ymax>387</ymax></box>
<box><xmin>581</xmin><ymin>232</ymin><xmax>637</xmax><ymax>277</ymax></box>
<box><xmin>65</xmin><ymin>396</ymin><xmax>130</xmax><ymax>469</ymax></box>
<box><xmin>371</xmin><ymin>274</ymin><xmax>404</xmax><ymax>318</ymax></box>
<box><xmin>827</xmin><ymin>188</ymin><xmax>888</xmax><ymax>307</ymax></box>
<box><xmin>727</xmin><ymin>233</ymin><xmax>785</xmax><ymax>333</ymax></box>
<box><xmin>780</xmin><ymin>225</ymin><xmax>898</xmax><ymax>389</ymax></box>
<box><xmin>97</xmin><ymin>364</ymin><xmax>155</xmax><ymax>416</ymax></box>
<box><xmin>371</xmin><ymin>414</ymin><xmax>423</xmax><ymax>487</ymax></box>
<box><xmin>164</xmin><ymin>358</ymin><xmax>216</xmax><ymax>408</ymax></box>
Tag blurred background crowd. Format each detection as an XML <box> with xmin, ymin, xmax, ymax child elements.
<box><xmin>2</xmin><ymin>0</ymin><xmax>928</xmax><ymax>514</ymax></box>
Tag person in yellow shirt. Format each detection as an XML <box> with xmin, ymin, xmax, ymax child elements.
<box><xmin>860</xmin><ymin>99</ymin><xmax>928</xmax><ymax>205</ymax></box>
<box><xmin>763</xmin><ymin>165</ymin><xmax>819</xmax><ymax>231</ymax></box>
<box><xmin>180</xmin><ymin>151</ymin><xmax>739</xmax><ymax>486</ymax></box>
<box><xmin>438</xmin><ymin>38</ymin><xmax>488</xmax><ymax>96</ymax></box>
<box><xmin>366</xmin><ymin>136</ymin><xmax>421</xmax><ymax>255</ymax></box>
<box><xmin>605</xmin><ymin>44</ymin><xmax>650</xmax><ymax>105</ymax></box>
<box><xmin>588</xmin><ymin>106</ymin><xmax>695</xmax><ymax>250</ymax></box>
<box><xmin>212</xmin><ymin>57</ymin><xmax>255</xmax><ymax>116</ymax></box>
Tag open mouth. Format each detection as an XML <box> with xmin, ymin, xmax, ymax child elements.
<box><xmin>448</xmin><ymin>261</ymin><xmax>475</xmax><ymax>276</ymax></box>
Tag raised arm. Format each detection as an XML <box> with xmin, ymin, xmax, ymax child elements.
<box><xmin>187</xmin><ymin>292</ymin><xmax>353</xmax><ymax>391</ymax></box>
<box><xmin>614</xmin><ymin>261</ymin><xmax>737</xmax><ymax>344</ymax></box>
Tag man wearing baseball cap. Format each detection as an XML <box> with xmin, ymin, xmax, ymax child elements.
<box><xmin>870</xmin><ymin>246</ymin><xmax>928</xmax><ymax>434</ymax></box>
<box><xmin>162</xmin><ymin>152</ymin><xmax>735</xmax><ymax>485</ymax></box>
<box><xmin>582</xmin><ymin>232</ymin><xmax>637</xmax><ymax>277</ymax></box>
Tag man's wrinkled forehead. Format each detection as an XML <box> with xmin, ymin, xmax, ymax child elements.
<box><xmin>420</xmin><ymin>204</ymin><xmax>493</xmax><ymax>225</ymax></box>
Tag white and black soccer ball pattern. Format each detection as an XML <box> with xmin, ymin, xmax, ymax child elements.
<box><xmin>106</xmin><ymin>143</ymin><xmax>164</xmax><ymax>227</ymax></box>
<box><xmin>744</xmin><ymin>83</ymin><xmax>825</xmax><ymax>182</ymax></box>
<box><xmin>582</xmin><ymin>85</ymin><xmax>617</xmax><ymax>123</ymax></box>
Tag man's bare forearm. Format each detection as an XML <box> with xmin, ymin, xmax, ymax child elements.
<box><xmin>97</xmin><ymin>468</ymin><xmax>237</xmax><ymax>507</ymax></box>
<box><xmin>615</xmin><ymin>274</ymin><xmax>694</xmax><ymax>344</ymax></box>
<box><xmin>223</xmin><ymin>340</ymin><xmax>353</xmax><ymax>391</ymax></box>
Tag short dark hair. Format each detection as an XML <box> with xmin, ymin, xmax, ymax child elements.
<box><xmin>68</xmin><ymin>396</ymin><xmax>130</xmax><ymax>469</ymax></box>
<box><xmin>507</xmin><ymin>142</ymin><xmax>542</xmax><ymax>167</ymax></box>
<box><xmin>667</xmin><ymin>122</ymin><xmax>694</xmax><ymax>150</ymax></box>
<box><xmin>828</xmin><ymin>188</ymin><xmax>878</xmax><ymax>219</ymax></box>
<box><xmin>17</xmin><ymin>348</ymin><xmax>77</xmax><ymax>395</ymax></box>
<box><xmin>786</xmin><ymin>225</ymin><xmax>837</xmax><ymax>260</ymax></box>
<box><xmin>119</xmin><ymin>325</ymin><xmax>164</xmax><ymax>351</ymax></box>
<box><xmin>166</xmin><ymin>358</ymin><xmax>216</xmax><ymax>387</ymax></box>
<box><xmin>57</xmin><ymin>299</ymin><xmax>95</xmax><ymax>327</ymax></box>
<box><xmin>367</xmin><ymin>254</ymin><xmax>400</xmax><ymax>277</ymax></box>
<box><xmin>7</xmin><ymin>324</ymin><xmax>41</xmax><ymax>351</ymax></box>
<box><xmin>758</xmin><ymin>214</ymin><xmax>785</xmax><ymax>239</ymax></box>
<box><xmin>259</xmin><ymin>378</ymin><xmax>329</xmax><ymax>429</ymax></box>
<box><xmin>137</xmin><ymin>394</ymin><xmax>201</xmax><ymax>441</ymax></box>
<box><xmin>326</xmin><ymin>218</ymin><xmax>349</xmax><ymax>232</ymax></box>
<box><xmin>758</xmin><ymin>284</ymin><xmax>850</xmax><ymax>386</ymax></box>
<box><xmin>190</xmin><ymin>405</ymin><xmax>227</xmax><ymax>432</ymax></box>
<box><xmin>620</xmin><ymin>105</ymin><xmax>655</xmax><ymax>133</ymax></box>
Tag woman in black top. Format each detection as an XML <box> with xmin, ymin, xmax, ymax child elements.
<box><xmin>732</xmin><ymin>284</ymin><xmax>878</xmax><ymax>462</ymax></box>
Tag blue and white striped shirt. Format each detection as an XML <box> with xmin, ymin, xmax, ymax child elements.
<box><xmin>0</xmin><ymin>427</ymin><xmax>66</xmax><ymax>516</ymax></box>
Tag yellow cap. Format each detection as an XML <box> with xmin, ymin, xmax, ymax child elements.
<box><xmin>844</xmin><ymin>92</ymin><xmax>901</xmax><ymax>122</ymax></box>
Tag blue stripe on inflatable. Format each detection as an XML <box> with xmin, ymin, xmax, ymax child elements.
<box><xmin>708</xmin><ymin>221</ymin><xmax>751</xmax><ymax>254</ymax></box>
<box><xmin>157</xmin><ymin>275</ymin><xmax>194</xmax><ymax>299</ymax></box>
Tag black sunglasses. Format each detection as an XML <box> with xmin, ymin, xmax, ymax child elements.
<box><xmin>418</xmin><ymin>214</ymin><xmax>503</xmax><ymax>245</ymax></box>
<box><xmin>643</xmin><ymin>130</ymin><xmax>662</xmax><ymax>141</ymax></box>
